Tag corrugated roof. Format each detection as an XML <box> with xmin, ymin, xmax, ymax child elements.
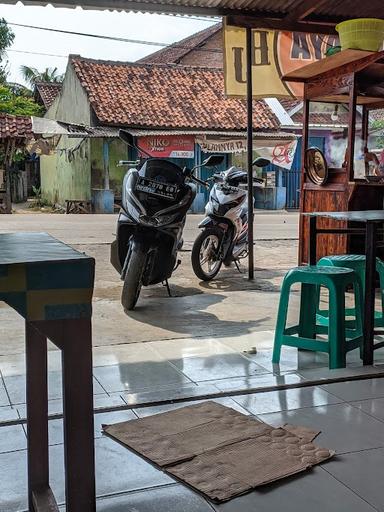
<box><xmin>34</xmin><ymin>82</ymin><xmax>62</xmax><ymax>109</ymax></box>
<box><xmin>1</xmin><ymin>1</ymin><xmax>382</xmax><ymax>32</ymax></box>
<box><xmin>0</xmin><ymin>114</ymin><xmax>33</xmax><ymax>139</ymax></box>
<box><xmin>70</xmin><ymin>56</ymin><xmax>280</xmax><ymax>131</ymax></box>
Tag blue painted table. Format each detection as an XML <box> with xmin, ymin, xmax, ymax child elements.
<box><xmin>0</xmin><ymin>233</ymin><xmax>96</xmax><ymax>512</ymax></box>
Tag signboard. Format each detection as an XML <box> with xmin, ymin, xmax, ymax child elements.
<box><xmin>196</xmin><ymin>137</ymin><xmax>298</xmax><ymax>170</ymax></box>
<box><xmin>265</xmin><ymin>171</ymin><xmax>276</xmax><ymax>187</ymax></box>
<box><xmin>224</xmin><ymin>22</ymin><xmax>338</xmax><ymax>98</ymax></box>
<box><xmin>138</xmin><ymin>135</ymin><xmax>194</xmax><ymax>159</ymax></box>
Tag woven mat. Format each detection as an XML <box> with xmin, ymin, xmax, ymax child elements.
<box><xmin>103</xmin><ymin>401</ymin><xmax>334</xmax><ymax>502</ymax></box>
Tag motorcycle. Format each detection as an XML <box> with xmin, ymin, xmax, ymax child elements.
<box><xmin>191</xmin><ymin>157</ymin><xmax>271</xmax><ymax>281</ymax></box>
<box><xmin>110</xmin><ymin>129</ymin><xmax>224</xmax><ymax>310</ymax></box>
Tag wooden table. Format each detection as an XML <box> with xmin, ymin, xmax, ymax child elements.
<box><xmin>0</xmin><ymin>232</ymin><xmax>96</xmax><ymax>512</ymax></box>
<box><xmin>305</xmin><ymin>210</ymin><xmax>384</xmax><ymax>366</ymax></box>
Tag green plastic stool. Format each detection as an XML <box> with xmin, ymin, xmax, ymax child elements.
<box><xmin>272</xmin><ymin>266</ymin><xmax>363</xmax><ymax>369</ymax></box>
<box><xmin>318</xmin><ymin>255</ymin><xmax>384</xmax><ymax>328</ymax></box>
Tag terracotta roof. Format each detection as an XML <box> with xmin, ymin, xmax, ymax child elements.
<box><xmin>279</xmin><ymin>99</ymin><xmax>301</xmax><ymax>113</ymax></box>
<box><xmin>0</xmin><ymin>113</ymin><xmax>33</xmax><ymax>139</ymax></box>
<box><xmin>34</xmin><ymin>82</ymin><xmax>62</xmax><ymax>109</ymax></box>
<box><xmin>71</xmin><ymin>57</ymin><xmax>279</xmax><ymax>131</ymax></box>
<box><xmin>139</xmin><ymin>23</ymin><xmax>222</xmax><ymax>67</ymax></box>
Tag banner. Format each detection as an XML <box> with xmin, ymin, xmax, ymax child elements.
<box><xmin>224</xmin><ymin>21</ymin><xmax>338</xmax><ymax>98</ymax></box>
<box><xmin>138</xmin><ymin>135</ymin><xmax>194</xmax><ymax>159</ymax></box>
<box><xmin>196</xmin><ymin>137</ymin><xmax>298</xmax><ymax>170</ymax></box>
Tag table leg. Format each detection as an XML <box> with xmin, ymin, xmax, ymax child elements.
<box><xmin>61</xmin><ymin>318</ymin><xmax>96</xmax><ymax>512</ymax></box>
<box><xmin>363</xmin><ymin>222</ymin><xmax>377</xmax><ymax>365</ymax></box>
<box><xmin>309</xmin><ymin>216</ymin><xmax>317</xmax><ymax>265</ymax></box>
<box><xmin>25</xmin><ymin>322</ymin><xmax>49</xmax><ymax>511</ymax></box>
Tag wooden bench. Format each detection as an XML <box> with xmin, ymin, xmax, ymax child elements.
<box><xmin>65</xmin><ymin>199</ymin><xmax>92</xmax><ymax>214</ymax></box>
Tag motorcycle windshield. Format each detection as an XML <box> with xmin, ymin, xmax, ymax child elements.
<box><xmin>135</xmin><ymin>159</ymin><xmax>187</xmax><ymax>214</ymax></box>
<box><xmin>138</xmin><ymin>159</ymin><xmax>184</xmax><ymax>187</ymax></box>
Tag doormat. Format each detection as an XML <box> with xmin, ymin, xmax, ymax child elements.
<box><xmin>102</xmin><ymin>401</ymin><xmax>334</xmax><ymax>502</ymax></box>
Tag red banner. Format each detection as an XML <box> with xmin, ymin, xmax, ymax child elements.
<box><xmin>138</xmin><ymin>135</ymin><xmax>195</xmax><ymax>159</ymax></box>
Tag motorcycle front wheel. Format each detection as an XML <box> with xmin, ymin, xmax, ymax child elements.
<box><xmin>192</xmin><ymin>227</ymin><xmax>223</xmax><ymax>281</ymax></box>
<box><xmin>121</xmin><ymin>240</ymin><xmax>147</xmax><ymax>311</ymax></box>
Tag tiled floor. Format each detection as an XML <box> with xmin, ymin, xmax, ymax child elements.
<box><xmin>2</xmin><ymin>332</ymin><xmax>384</xmax><ymax>511</ymax></box>
<box><xmin>2</xmin><ymin>377</ymin><xmax>384</xmax><ymax>511</ymax></box>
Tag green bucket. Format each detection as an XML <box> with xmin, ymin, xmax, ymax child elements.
<box><xmin>336</xmin><ymin>18</ymin><xmax>384</xmax><ymax>52</ymax></box>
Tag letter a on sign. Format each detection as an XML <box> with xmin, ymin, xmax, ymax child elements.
<box><xmin>223</xmin><ymin>19</ymin><xmax>337</xmax><ymax>99</ymax></box>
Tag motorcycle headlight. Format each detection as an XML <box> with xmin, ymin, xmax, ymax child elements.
<box><xmin>139</xmin><ymin>213</ymin><xmax>178</xmax><ymax>227</ymax></box>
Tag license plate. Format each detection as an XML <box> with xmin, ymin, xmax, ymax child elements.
<box><xmin>135</xmin><ymin>177</ymin><xmax>178</xmax><ymax>200</ymax></box>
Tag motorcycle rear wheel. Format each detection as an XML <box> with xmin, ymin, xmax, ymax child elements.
<box><xmin>192</xmin><ymin>227</ymin><xmax>223</xmax><ymax>281</ymax></box>
<box><xmin>121</xmin><ymin>240</ymin><xmax>147</xmax><ymax>311</ymax></box>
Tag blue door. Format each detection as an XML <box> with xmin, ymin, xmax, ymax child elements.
<box><xmin>200</xmin><ymin>152</ymin><xmax>229</xmax><ymax>202</ymax></box>
<box><xmin>283</xmin><ymin>136</ymin><xmax>325</xmax><ymax>209</ymax></box>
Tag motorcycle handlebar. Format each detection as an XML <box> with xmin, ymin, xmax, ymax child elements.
<box><xmin>191</xmin><ymin>175</ymin><xmax>209</xmax><ymax>188</ymax></box>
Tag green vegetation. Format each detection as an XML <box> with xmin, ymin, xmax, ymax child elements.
<box><xmin>20</xmin><ymin>65</ymin><xmax>64</xmax><ymax>86</ymax></box>
<box><xmin>371</xmin><ymin>120</ymin><xmax>384</xmax><ymax>149</ymax></box>
<box><xmin>0</xmin><ymin>18</ymin><xmax>14</xmax><ymax>83</ymax></box>
<box><xmin>0</xmin><ymin>84</ymin><xmax>43</xmax><ymax>116</ymax></box>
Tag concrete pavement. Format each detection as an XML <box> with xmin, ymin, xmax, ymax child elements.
<box><xmin>0</xmin><ymin>211</ymin><xmax>299</xmax><ymax>245</ymax></box>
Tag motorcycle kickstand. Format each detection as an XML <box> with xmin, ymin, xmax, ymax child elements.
<box><xmin>163</xmin><ymin>279</ymin><xmax>173</xmax><ymax>297</ymax></box>
<box><xmin>234</xmin><ymin>260</ymin><xmax>243</xmax><ymax>274</ymax></box>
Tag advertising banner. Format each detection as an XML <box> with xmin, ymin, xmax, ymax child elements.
<box><xmin>224</xmin><ymin>21</ymin><xmax>338</xmax><ymax>98</ymax></box>
<box><xmin>196</xmin><ymin>136</ymin><xmax>298</xmax><ymax>170</ymax></box>
<box><xmin>138</xmin><ymin>135</ymin><xmax>195</xmax><ymax>159</ymax></box>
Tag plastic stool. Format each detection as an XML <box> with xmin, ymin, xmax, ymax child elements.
<box><xmin>272</xmin><ymin>266</ymin><xmax>363</xmax><ymax>369</ymax></box>
<box><xmin>318</xmin><ymin>255</ymin><xmax>384</xmax><ymax>328</ymax></box>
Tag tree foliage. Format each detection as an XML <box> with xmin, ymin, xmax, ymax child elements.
<box><xmin>0</xmin><ymin>18</ymin><xmax>15</xmax><ymax>83</ymax></box>
<box><xmin>371</xmin><ymin>119</ymin><xmax>384</xmax><ymax>149</ymax></box>
<box><xmin>0</xmin><ymin>84</ymin><xmax>43</xmax><ymax>116</ymax></box>
<box><xmin>20</xmin><ymin>65</ymin><xmax>64</xmax><ymax>86</ymax></box>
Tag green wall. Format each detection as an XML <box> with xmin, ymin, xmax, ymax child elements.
<box><xmin>40</xmin><ymin>137</ymin><xmax>91</xmax><ymax>205</ymax></box>
<box><xmin>90</xmin><ymin>138</ymin><xmax>128</xmax><ymax>197</ymax></box>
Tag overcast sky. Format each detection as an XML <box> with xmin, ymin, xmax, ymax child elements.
<box><xmin>0</xmin><ymin>2</ymin><xmax>217</xmax><ymax>85</ymax></box>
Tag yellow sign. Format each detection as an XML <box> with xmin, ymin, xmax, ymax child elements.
<box><xmin>224</xmin><ymin>21</ymin><xmax>338</xmax><ymax>98</ymax></box>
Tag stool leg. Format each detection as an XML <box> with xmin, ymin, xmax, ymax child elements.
<box><xmin>353</xmin><ymin>278</ymin><xmax>364</xmax><ymax>358</ymax></box>
<box><xmin>299</xmin><ymin>283</ymin><xmax>317</xmax><ymax>338</ymax></box>
<box><xmin>25</xmin><ymin>321</ymin><xmax>49</xmax><ymax>511</ymax></box>
<box><xmin>377</xmin><ymin>259</ymin><xmax>384</xmax><ymax>327</ymax></box>
<box><xmin>328</xmin><ymin>285</ymin><xmax>347</xmax><ymax>369</ymax></box>
<box><xmin>61</xmin><ymin>319</ymin><xmax>96</xmax><ymax>512</ymax></box>
<box><xmin>272</xmin><ymin>279</ymin><xmax>292</xmax><ymax>364</ymax></box>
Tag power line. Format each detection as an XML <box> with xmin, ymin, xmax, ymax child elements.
<box><xmin>8</xmin><ymin>49</ymin><xmax>68</xmax><ymax>58</ymax></box>
<box><xmin>8</xmin><ymin>21</ymin><xmax>222</xmax><ymax>54</ymax></box>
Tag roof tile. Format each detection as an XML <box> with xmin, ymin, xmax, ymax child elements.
<box><xmin>0</xmin><ymin>113</ymin><xmax>33</xmax><ymax>139</ymax></box>
<box><xmin>35</xmin><ymin>82</ymin><xmax>62</xmax><ymax>109</ymax></box>
<box><xmin>71</xmin><ymin>57</ymin><xmax>279</xmax><ymax>131</ymax></box>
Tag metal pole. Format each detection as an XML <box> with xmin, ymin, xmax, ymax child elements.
<box><xmin>246</xmin><ymin>27</ymin><xmax>254</xmax><ymax>280</ymax></box>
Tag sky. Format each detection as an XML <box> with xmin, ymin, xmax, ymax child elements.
<box><xmin>0</xmin><ymin>2</ymin><xmax>217</xmax><ymax>85</ymax></box>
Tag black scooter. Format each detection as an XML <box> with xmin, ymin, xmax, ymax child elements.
<box><xmin>110</xmin><ymin>130</ymin><xmax>223</xmax><ymax>311</ymax></box>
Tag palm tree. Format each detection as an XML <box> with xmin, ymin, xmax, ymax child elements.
<box><xmin>20</xmin><ymin>65</ymin><xmax>64</xmax><ymax>86</ymax></box>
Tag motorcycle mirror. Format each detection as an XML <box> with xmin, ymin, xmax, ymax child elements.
<box><xmin>119</xmin><ymin>129</ymin><xmax>134</xmax><ymax>146</ymax></box>
<box><xmin>202</xmin><ymin>155</ymin><xmax>224</xmax><ymax>167</ymax></box>
<box><xmin>253</xmin><ymin>157</ymin><xmax>271</xmax><ymax>168</ymax></box>
<box><xmin>119</xmin><ymin>129</ymin><xmax>152</xmax><ymax>158</ymax></box>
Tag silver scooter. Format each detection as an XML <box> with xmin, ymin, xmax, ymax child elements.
<box><xmin>191</xmin><ymin>157</ymin><xmax>270</xmax><ymax>281</ymax></box>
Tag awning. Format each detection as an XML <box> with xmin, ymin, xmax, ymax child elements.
<box><xmin>196</xmin><ymin>135</ymin><xmax>298</xmax><ymax>169</ymax></box>
<box><xmin>31</xmin><ymin>117</ymin><xmax>119</xmax><ymax>138</ymax></box>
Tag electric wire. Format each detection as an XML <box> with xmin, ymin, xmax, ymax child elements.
<box><xmin>7</xmin><ymin>21</ymin><xmax>223</xmax><ymax>54</ymax></box>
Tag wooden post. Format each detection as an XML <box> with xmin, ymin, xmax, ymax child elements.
<box><xmin>362</xmin><ymin>105</ymin><xmax>369</xmax><ymax>176</ymax></box>
<box><xmin>103</xmin><ymin>138</ymin><xmax>110</xmax><ymax>190</ymax></box>
<box><xmin>298</xmin><ymin>84</ymin><xmax>310</xmax><ymax>264</ymax></box>
<box><xmin>346</xmin><ymin>74</ymin><xmax>357</xmax><ymax>182</ymax></box>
